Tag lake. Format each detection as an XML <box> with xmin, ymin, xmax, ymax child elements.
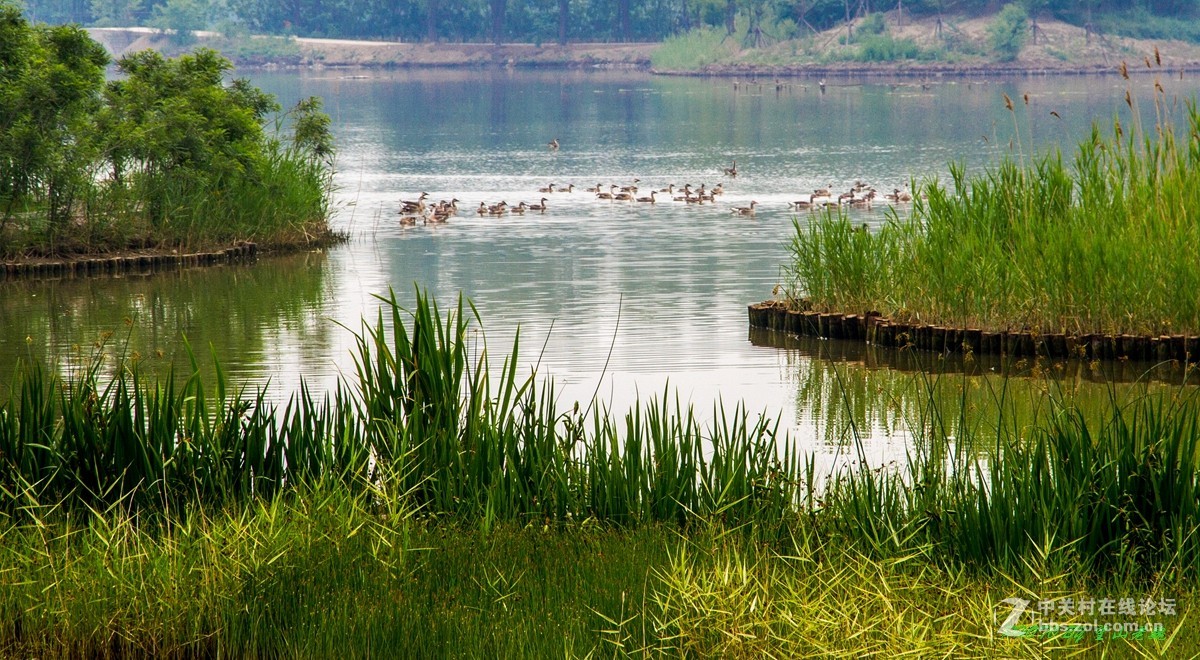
<box><xmin>2</xmin><ymin>68</ymin><xmax>1196</xmax><ymax>460</ymax></box>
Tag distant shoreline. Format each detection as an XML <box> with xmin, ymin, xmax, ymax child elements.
<box><xmin>83</xmin><ymin>27</ymin><xmax>1200</xmax><ymax>78</ymax></box>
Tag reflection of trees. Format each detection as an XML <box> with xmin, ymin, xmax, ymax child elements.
<box><xmin>0</xmin><ymin>251</ymin><xmax>332</xmax><ymax>396</ymax></box>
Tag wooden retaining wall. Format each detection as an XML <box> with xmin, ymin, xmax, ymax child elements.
<box><xmin>1</xmin><ymin>243</ymin><xmax>257</xmax><ymax>281</ymax></box>
<box><xmin>749</xmin><ymin>300</ymin><xmax>1199</xmax><ymax>364</ymax></box>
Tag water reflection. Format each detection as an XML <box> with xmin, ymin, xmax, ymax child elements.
<box><xmin>3</xmin><ymin>70</ymin><xmax>1198</xmax><ymax>458</ymax></box>
<box><xmin>755</xmin><ymin>328</ymin><xmax>1196</xmax><ymax>454</ymax></box>
<box><xmin>0</xmin><ymin>251</ymin><xmax>334</xmax><ymax>396</ymax></box>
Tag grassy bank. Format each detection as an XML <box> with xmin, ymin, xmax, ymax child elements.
<box><xmin>1</xmin><ymin>8</ymin><xmax>337</xmax><ymax>260</ymax></box>
<box><xmin>786</xmin><ymin>78</ymin><xmax>1200</xmax><ymax>338</ymax></box>
<box><xmin>8</xmin><ymin>504</ymin><xmax>1192</xmax><ymax>657</ymax></box>
<box><xmin>2</xmin><ymin>289</ymin><xmax>1200</xmax><ymax>652</ymax></box>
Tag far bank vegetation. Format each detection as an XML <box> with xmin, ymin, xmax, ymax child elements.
<box><xmin>0</xmin><ymin>3</ymin><xmax>337</xmax><ymax>260</ymax></box>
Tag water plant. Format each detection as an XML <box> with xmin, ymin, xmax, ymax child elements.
<box><xmin>786</xmin><ymin>78</ymin><xmax>1200</xmax><ymax>337</ymax></box>
<box><xmin>3</xmin><ymin>290</ymin><xmax>1200</xmax><ymax>653</ymax></box>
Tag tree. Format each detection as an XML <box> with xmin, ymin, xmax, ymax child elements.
<box><xmin>98</xmin><ymin>48</ymin><xmax>280</xmax><ymax>225</ymax></box>
<box><xmin>558</xmin><ymin>0</ymin><xmax>567</xmax><ymax>44</ymax></box>
<box><xmin>0</xmin><ymin>5</ymin><xmax>109</xmax><ymax>243</ymax></box>
<box><xmin>986</xmin><ymin>2</ymin><xmax>1028</xmax><ymax>62</ymax></box>
<box><xmin>90</xmin><ymin>0</ymin><xmax>146</xmax><ymax>26</ymax></box>
<box><xmin>151</xmin><ymin>0</ymin><xmax>214</xmax><ymax>45</ymax></box>
<box><xmin>490</xmin><ymin>0</ymin><xmax>505</xmax><ymax>43</ymax></box>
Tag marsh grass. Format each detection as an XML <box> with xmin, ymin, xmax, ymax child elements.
<box><xmin>651</xmin><ymin>27</ymin><xmax>740</xmax><ymax>70</ymax></box>
<box><xmin>787</xmin><ymin>78</ymin><xmax>1200</xmax><ymax>336</ymax></box>
<box><xmin>4</xmin><ymin>291</ymin><xmax>1200</xmax><ymax>654</ymax></box>
<box><xmin>3</xmin><ymin>508</ymin><xmax>1192</xmax><ymax>657</ymax></box>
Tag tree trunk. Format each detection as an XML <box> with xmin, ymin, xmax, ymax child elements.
<box><xmin>725</xmin><ymin>0</ymin><xmax>736</xmax><ymax>35</ymax></box>
<box><xmin>618</xmin><ymin>0</ymin><xmax>631</xmax><ymax>42</ymax></box>
<box><xmin>558</xmin><ymin>0</ymin><xmax>568</xmax><ymax>45</ymax></box>
<box><xmin>426</xmin><ymin>0</ymin><xmax>438</xmax><ymax>42</ymax></box>
<box><xmin>490</xmin><ymin>0</ymin><xmax>506</xmax><ymax>44</ymax></box>
<box><xmin>844</xmin><ymin>0</ymin><xmax>852</xmax><ymax>42</ymax></box>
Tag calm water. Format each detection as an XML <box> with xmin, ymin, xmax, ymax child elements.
<box><xmin>2</xmin><ymin>69</ymin><xmax>1196</xmax><ymax>458</ymax></box>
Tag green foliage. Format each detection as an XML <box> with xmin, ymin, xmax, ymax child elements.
<box><xmin>150</xmin><ymin>0</ymin><xmax>213</xmax><ymax>45</ymax></box>
<box><xmin>88</xmin><ymin>0</ymin><xmax>144</xmax><ymax>27</ymax></box>
<box><xmin>0</xmin><ymin>8</ymin><xmax>109</xmax><ymax>249</ymax></box>
<box><xmin>785</xmin><ymin>93</ymin><xmax>1200</xmax><ymax>337</ymax></box>
<box><xmin>855</xmin><ymin>34</ymin><xmax>920</xmax><ymax>61</ymax></box>
<box><xmin>650</xmin><ymin>25</ymin><xmax>734</xmax><ymax>69</ymax></box>
<box><xmin>986</xmin><ymin>2</ymin><xmax>1028</xmax><ymax>62</ymax></box>
<box><xmin>1097</xmin><ymin>7</ymin><xmax>1200</xmax><ymax>44</ymax></box>
<box><xmin>0</xmin><ymin>15</ymin><xmax>335</xmax><ymax>256</ymax></box>
<box><xmin>857</xmin><ymin>11</ymin><xmax>886</xmax><ymax>36</ymax></box>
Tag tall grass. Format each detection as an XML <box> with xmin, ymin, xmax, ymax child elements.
<box><xmin>3</xmin><ymin>290</ymin><xmax>1200</xmax><ymax>579</ymax></box>
<box><xmin>787</xmin><ymin>84</ymin><xmax>1200</xmax><ymax>336</ymax></box>
<box><xmin>1</xmin><ymin>288</ymin><xmax>796</xmax><ymax>531</ymax></box>
<box><xmin>825</xmin><ymin>378</ymin><xmax>1200</xmax><ymax>580</ymax></box>
<box><xmin>651</xmin><ymin>27</ymin><xmax>738</xmax><ymax>70</ymax></box>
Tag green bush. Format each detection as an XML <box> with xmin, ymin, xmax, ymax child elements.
<box><xmin>858</xmin><ymin>12</ymin><xmax>887</xmax><ymax>36</ymax></box>
<box><xmin>1</xmin><ymin>7</ymin><xmax>335</xmax><ymax>256</ymax></box>
<box><xmin>1096</xmin><ymin>7</ymin><xmax>1200</xmax><ymax>44</ymax></box>
<box><xmin>651</xmin><ymin>26</ymin><xmax>735</xmax><ymax>70</ymax></box>
<box><xmin>856</xmin><ymin>34</ymin><xmax>920</xmax><ymax>62</ymax></box>
<box><xmin>986</xmin><ymin>2</ymin><xmax>1028</xmax><ymax>62</ymax></box>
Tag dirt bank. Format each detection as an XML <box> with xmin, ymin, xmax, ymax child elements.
<box><xmin>86</xmin><ymin>28</ymin><xmax>656</xmax><ymax>69</ymax></box>
<box><xmin>86</xmin><ymin>20</ymin><xmax>1200</xmax><ymax>77</ymax></box>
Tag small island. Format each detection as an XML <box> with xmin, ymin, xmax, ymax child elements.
<box><xmin>1</xmin><ymin>6</ymin><xmax>338</xmax><ymax>276</ymax></box>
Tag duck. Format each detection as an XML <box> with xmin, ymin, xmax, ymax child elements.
<box><xmin>710</xmin><ymin>183</ymin><xmax>724</xmax><ymax>196</ymax></box>
<box><xmin>548</xmin><ymin>138</ymin><xmax>559</xmax><ymax>151</ymax></box>
<box><xmin>658</xmin><ymin>184</ymin><xmax>675</xmax><ymax>194</ymax></box>
<box><xmin>510</xmin><ymin>202</ymin><xmax>527</xmax><ymax>215</ymax></box>
<box><xmin>555</xmin><ymin>183</ymin><xmax>574</xmax><ymax>193</ymax></box>
<box><xmin>400</xmin><ymin>192</ymin><xmax>429</xmax><ymax>214</ymax></box>
<box><xmin>848</xmin><ymin>195</ymin><xmax>873</xmax><ymax>210</ymax></box>
<box><xmin>527</xmin><ymin>197</ymin><xmax>548</xmax><ymax>212</ymax></box>
<box><xmin>619</xmin><ymin>179</ymin><xmax>641</xmax><ymax>193</ymax></box>
<box><xmin>723</xmin><ymin>160</ymin><xmax>738</xmax><ymax>177</ymax></box>
<box><xmin>613</xmin><ymin>190</ymin><xmax>634</xmax><ymax>201</ymax></box>
<box><xmin>586</xmin><ymin>183</ymin><xmax>603</xmax><ymax>193</ymax></box>
<box><xmin>788</xmin><ymin>194</ymin><xmax>815</xmax><ymax>209</ymax></box>
<box><xmin>487</xmin><ymin>201</ymin><xmax>508</xmax><ymax>215</ymax></box>
<box><xmin>673</xmin><ymin>184</ymin><xmax>693</xmax><ymax>202</ymax></box>
<box><xmin>477</xmin><ymin>202</ymin><xmax>488</xmax><ymax>215</ymax></box>
<box><xmin>635</xmin><ymin>191</ymin><xmax>657</xmax><ymax>203</ymax></box>
<box><xmin>539</xmin><ymin>183</ymin><xmax>556</xmax><ymax>193</ymax></box>
<box><xmin>399</xmin><ymin>215</ymin><xmax>418</xmax><ymax>226</ymax></box>
<box><xmin>597</xmin><ymin>185</ymin><xmax>617</xmax><ymax>200</ymax></box>
<box><xmin>433</xmin><ymin>198</ymin><xmax>459</xmax><ymax>216</ymax></box>
<box><xmin>730</xmin><ymin>201</ymin><xmax>757</xmax><ymax>216</ymax></box>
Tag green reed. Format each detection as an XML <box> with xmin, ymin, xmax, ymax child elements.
<box><xmin>825</xmin><ymin>376</ymin><xmax>1200</xmax><ymax>580</ymax></box>
<box><xmin>3</xmin><ymin>290</ymin><xmax>1200</xmax><ymax>582</ymax></box>
<box><xmin>1</xmin><ymin>289</ymin><xmax>794</xmax><ymax>530</ymax></box>
<box><xmin>787</xmin><ymin>86</ymin><xmax>1200</xmax><ymax>336</ymax></box>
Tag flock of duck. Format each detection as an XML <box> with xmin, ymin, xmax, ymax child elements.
<box><xmin>396</xmin><ymin>153</ymin><xmax>915</xmax><ymax>226</ymax></box>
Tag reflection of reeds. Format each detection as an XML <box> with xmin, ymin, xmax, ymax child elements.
<box><xmin>787</xmin><ymin>80</ymin><xmax>1200</xmax><ymax>336</ymax></box>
